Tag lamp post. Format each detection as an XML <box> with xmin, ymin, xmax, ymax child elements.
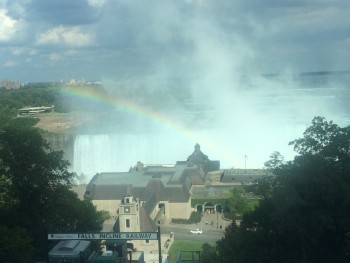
<box><xmin>217</xmin><ymin>210</ymin><xmax>219</xmax><ymax>228</ymax></box>
<box><xmin>158</xmin><ymin>225</ymin><xmax>162</xmax><ymax>263</ymax></box>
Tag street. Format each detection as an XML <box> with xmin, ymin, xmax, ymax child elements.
<box><xmin>159</xmin><ymin>212</ymin><xmax>231</xmax><ymax>242</ymax></box>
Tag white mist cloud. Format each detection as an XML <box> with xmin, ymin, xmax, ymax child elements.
<box><xmin>0</xmin><ymin>8</ymin><xmax>19</xmax><ymax>41</ymax></box>
<box><xmin>48</xmin><ymin>53</ymin><xmax>61</xmax><ymax>61</ymax></box>
<box><xmin>87</xmin><ymin>0</ymin><xmax>105</xmax><ymax>8</ymax></box>
<box><xmin>36</xmin><ymin>26</ymin><xmax>94</xmax><ymax>47</ymax></box>
<box><xmin>11</xmin><ymin>47</ymin><xmax>37</xmax><ymax>56</ymax></box>
<box><xmin>1</xmin><ymin>0</ymin><xmax>349</xmax><ymax>171</ymax></box>
<box><xmin>3</xmin><ymin>60</ymin><xmax>16</xmax><ymax>67</ymax></box>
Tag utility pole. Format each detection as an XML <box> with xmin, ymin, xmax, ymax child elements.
<box><xmin>244</xmin><ymin>155</ymin><xmax>247</xmax><ymax>174</ymax></box>
<box><xmin>158</xmin><ymin>225</ymin><xmax>162</xmax><ymax>263</ymax></box>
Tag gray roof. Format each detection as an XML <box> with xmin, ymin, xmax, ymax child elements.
<box><xmin>187</xmin><ymin>143</ymin><xmax>209</xmax><ymax>165</ymax></box>
<box><xmin>139</xmin><ymin>207</ymin><xmax>158</xmax><ymax>232</ymax></box>
<box><xmin>86</xmin><ymin>179</ymin><xmax>191</xmax><ymax>203</ymax></box>
<box><xmin>85</xmin><ymin>184</ymin><xmax>131</xmax><ymax>200</ymax></box>
<box><xmin>88</xmin><ymin>163</ymin><xmax>188</xmax><ymax>187</ymax></box>
<box><xmin>49</xmin><ymin>240</ymin><xmax>90</xmax><ymax>256</ymax></box>
<box><xmin>85</xmin><ymin>162</ymin><xmax>197</xmax><ymax>202</ymax></box>
<box><xmin>221</xmin><ymin>169</ymin><xmax>269</xmax><ymax>183</ymax></box>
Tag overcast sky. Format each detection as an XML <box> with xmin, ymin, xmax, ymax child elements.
<box><xmin>0</xmin><ymin>0</ymin><xmax>349</xmax><ymax>82</ymax></box>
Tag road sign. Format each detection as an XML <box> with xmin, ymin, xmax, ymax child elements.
<box><xmin>48</xmin><ymin>232</ymin><xmax>158</xmax><ymax>240</ymax></box>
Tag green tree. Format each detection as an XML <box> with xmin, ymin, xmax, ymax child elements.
<box><xmin>228</xmin><ymin>189</ymin><xmax>249</xmax><ymax>220</ymax></box>
<box><xmin>214</xmin><ymin>117</ymin><xmax>350</xmax><ymax>263</ymax></box>
<box><xmin>0</xmin><ymin>226</ymin><xmax>33</xmax><ymax>263</ymax></box>
<box><xmin>264</xmin><ymin>151</ymin><xmax>284</xmax><ymax>170</ymax></box>
<box><xmin>201</xmin><ymin>243</ymin><xmax>219</xmax><ymax>263</ymax></box>
<box><xmin>0</xmin><ymin>125</ymin><xmax>106</xmax><ymax>261</ymax></box>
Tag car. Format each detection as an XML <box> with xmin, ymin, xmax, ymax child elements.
<box><xmin>189</xmin><ymin>229</ymin><xmax>203</xmax><ymax>234</ymax></box>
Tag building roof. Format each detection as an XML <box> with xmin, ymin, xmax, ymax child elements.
<box><xmin>85</xmin><ymin>161</ymin><xmax>196</xmax><ymax>202</ymax></box>
<box><xmin>220</xmin><ymin>169</ymin><xmax>269</xmax><ymax>183</ymax></box>
<box><xmin>139</xmin><ymin>207</ymin><xmax>158</xmax><ymax>232</ymax></box>
<box><xmin>86</xmin><ymin>177</ymin><xmax>191</xmax><ymax>203</ymax></box>
<box><xmin>186</xmin><ymin>143</ymin><xmax>209</xmax><ymax>166</ymax></box>
<box><xmin>49</xmin><ymin>240</ymin><xmax>90</xmax><ymax>256</ymax></box>
<box><xmin>85</xmin><ymin>143</ymin><xmax>219</xmax><ymax>234</ymax></box>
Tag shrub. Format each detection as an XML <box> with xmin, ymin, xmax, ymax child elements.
<box><xmin>171</xmin><ymin>211</ymin><xmax>202</xmax><ymax>224</ymax></box>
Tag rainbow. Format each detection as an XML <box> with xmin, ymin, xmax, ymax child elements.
<box><xmin>59</xmin><ymin>84</ymin><xmax>236</xmax><ymax>165</ymax></box>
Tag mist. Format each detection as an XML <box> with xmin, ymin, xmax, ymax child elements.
<box><xmin>69</xmin><ymin>1</ymin><xmax>350</xmax><ymax>181</ymax></box>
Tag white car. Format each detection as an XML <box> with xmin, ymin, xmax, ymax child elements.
<box><xmin>189</xmin><ymin>229</ymin><xmax>203</xmax><ymax>234</ymax></box>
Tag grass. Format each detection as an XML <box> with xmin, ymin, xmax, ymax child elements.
<box><xmin>167</xmin><ymin>240</ymin><xmax>215</xmax><ymax>263</ymax></box>
<box><xmin>246</xmin><ymin>198</ymin><xmax>259</xmax><ymax>210</ymax></box>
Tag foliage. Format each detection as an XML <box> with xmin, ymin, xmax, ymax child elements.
<box><xmin>99</xmin><ymin>210</ymin><xmax>112</xmax><ymax>221</ymax></box>
<box><xmin>0</xmin><ymin>226</ymin><xmax>33</xmax><ymax>263</ymax></box>
<box><xmin>0</xmin><ymin>86</ymin><xmax>56</xmax><ymax>114</ymax></box>
<box><xmin>227</xmin><ymin>189</ymin><xmax>250</xmax><ymax>220</ymax></box>
<box><xmin>263</xmin><ymin>151</ymin><xmax>285</xmax><ymax>170</ymax></box>
<box><xmin>201</xmin><ymin>243</ymin><xmax>219</xmax><ymax>263</ymax></box>
<box><xmin>7</xmin><ymin>116</ymin><xmax>40</xmax><ymax>128</ymax></box>
<box><xmin>171</xmin><ymin>211</ymin><xmax>202</xmax><ymax>224</ymax></box>
<box><xmin>192</xmin><ymin>195</ymin><xmax>258</xmax><ymax>220</ymax></box>
<box><xmin>0</xmin><ymin>84</ymin><xmax>68</xmax><ymax>117</ymax></box>
<box><xmin>167</xmin><ymin>240</ymin><xmax>215</xmax><ymax>263</ymax></box>
<box><xmin>0</xmin><ymin>125</ymin><xmax>106</xmax><ymax>261</ymax></box>
<box><xmin>212</xmin><ymin>117</ymin><xmax>350</xmax><ymax>263</ymax></box>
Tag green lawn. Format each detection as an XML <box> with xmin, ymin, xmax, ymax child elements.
<box><xmin>167</xmin><ymin>240</ymin><xmax>215</xmax><ymax>263</ymax></box>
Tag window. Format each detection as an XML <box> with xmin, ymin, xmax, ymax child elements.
<box><xmin>126</xmin><ymin>219</ymin><xmax>130</xmax><ymax>228</ymax></box>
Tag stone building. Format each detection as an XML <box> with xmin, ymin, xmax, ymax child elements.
<box><xmin>83</xmin><ymin>144</ymin><xmax>220</xmax><ymax>251</ymax></box>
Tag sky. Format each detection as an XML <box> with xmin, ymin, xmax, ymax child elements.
<box><xmin>1</xmin><ymin>0</ymin><xmax>350</xmax><ymax>172</ymax></box>
<box><xmin>0</xmin><ymin>0</ymin><xmax>349</xmax><ymax>83</ymax></box>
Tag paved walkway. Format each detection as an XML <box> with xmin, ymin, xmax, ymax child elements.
<box><xmin>161</xmin><ymin>212</ymin><xmax>231</xmax><ymax>231</ymax></box>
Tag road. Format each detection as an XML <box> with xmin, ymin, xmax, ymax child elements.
<box><xmin>159</xmin><ymin>213</ymin><xmax>231</xmax><ymax>242</ymax></box>
<box><xmin>160</xmin><ymin>225</ymin><xmax>225</xmax><ymax>242</ymax></box>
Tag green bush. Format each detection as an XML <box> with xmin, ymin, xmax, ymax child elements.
<box><xmin>171</xmin><ymin>211</ymin><xmax>202</xmax><ymax>224</ymax></box>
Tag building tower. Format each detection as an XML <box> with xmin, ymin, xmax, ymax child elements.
<box><xmin>118</xmin><ymin>186</ymin><xmax>141</xmax><ymax>233</ymax></box>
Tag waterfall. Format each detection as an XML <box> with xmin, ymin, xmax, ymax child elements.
<box><xmin>72</xmin><ymin>123</ymin><xmax>306</xmax><ymax>183</ymax></box>
<box><xmin>72</xmin><ymin>132</ymin><xmax>193</xmax><ymax>182</ymax></box>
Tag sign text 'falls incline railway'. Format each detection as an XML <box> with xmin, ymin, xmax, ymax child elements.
<box><xmin>48</xmin><ymin>232</ymin><xmax>158</xmax><ymax>240</ymax></box>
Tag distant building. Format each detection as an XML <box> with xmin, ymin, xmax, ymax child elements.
<box><xmin>84</xmin><ymin>144</ymin><xmax>220</xmax><ymax>252</ymax></box>
<box><xmin>220</xmin><ymin>168</ymin><xmax>269</xmax><ymax>185</ymax></box>
<box><xmin>0</xmin><ymin>79</ymin><xmax>21</xmax><ymax>89</ymax></box>
<box><xmin>48</xmin><ymin>239</ymin><xmax>135</xmax><ymax>263</ymax></box>
<box><xmin>48</xmin><ymin>240</ymin><xmax>92</xmax><ymax>263</ymax></box>
<box><xmin>18</xmin><ymin>105</ymin><xmax>54</xmax><ymax>115</ymax></box>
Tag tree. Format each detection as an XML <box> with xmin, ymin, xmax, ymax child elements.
<box><xmin>0</xmin><ymin>226</ymin><xmax>33</xmax><ymax>263</ymax></box>
<box><xmin>201</xmin><ymin>243</ymin><xmax>219</xmax><ymax>263</ymax></box>
<box><xmin>0</xmin><ymin>125</ymin><xmax>106</xmax><ymax>261</ymax></box>
<box><xmin>264</xmin><ymin>151</ymin><xmax>285</xmax><ymax>170</ymax></box>
<box><xmin>228</xmin><ymin>189</ymin><xmax>250</xmax><ymax>220</ymax></box>
<box><xmin>214</xmin><ymin>117</ymin><xmax>350</xmax><ymax>263</ymax></box>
